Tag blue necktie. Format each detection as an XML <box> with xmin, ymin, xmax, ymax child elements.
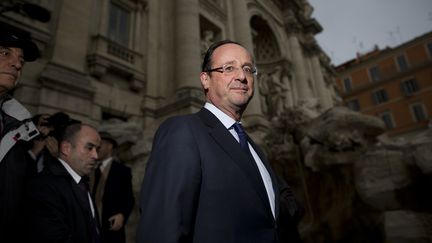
<box><xmin>233</xmin><ymin>123</ymin><xmax>251</xmax><ymax>155</ymax></box>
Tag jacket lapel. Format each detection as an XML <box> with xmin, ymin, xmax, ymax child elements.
<box><xmin>72</xmin><ymin>180</ymin><xmax>93</xmax><ymax>217</ymax></box>
<box><xmin>196</xmin><ymin>109</ymin><xmax>274</xmax><ymax>217</ymax></box>
<box><xmin>49</xmin><ymin>159</ymin><xmax>94</xmax><ymax>221</ymax></box>
<box><xmin>248</xmin><ymin>138</ymin><xmax>280</xmax><ymax>218</ymax></box>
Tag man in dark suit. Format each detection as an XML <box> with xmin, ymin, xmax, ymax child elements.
<box><xmin>26</xmin><ymin>123</ymin><xmax>101</xmax><ymax>243</ymax></box>
<box><xmin>91</xmin><ymin>131</ymin><xmax>134</xmax><ymax>243</ymax></box>
<box><xmin>137</xmin><ymin>40</ymin><xmax>300</xmax><ymax>243</ymax></box>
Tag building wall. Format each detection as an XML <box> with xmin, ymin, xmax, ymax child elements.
<box><xmin>2</xmin><ymin>0</ymin><xmax>337</xmax><ymax>130</ymax></box>
<box><xmin>336</xmin><ymin>31</ymin><xmax>432</xmax><ymax>137</ymax></box>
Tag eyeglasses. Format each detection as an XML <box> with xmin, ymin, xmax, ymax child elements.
<box><xmin>206</xmin><ymin>63</ymin><xmax>258</xmax><ymax>77</ymax></box>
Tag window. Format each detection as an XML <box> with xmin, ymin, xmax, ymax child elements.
<box><xmin>427</xmin><ymin>42</ymin><xmax>432</xmax><ymax>58</ymax></box>
<box><xmin>378</xmin><ymin>112</ymin><xmax>395</xmax><ymax>129</ymax></box>
<box><xmin>346</xmin><ymin>99</ymin><xmax>360</xmax><ymax>111</ymax></box>
<box><xmin>410</xmin><ymin>103</ymin><xmax>428</xmax><ymax>122</ymax></box>
<box><xmin>396</xmin><ymin>55</ymin><xmax>408</xmax><ymax>72</ymax></box>
<box><xmin>372</xmin><ymin>89</ymin><xmax>388</xmax><ymax>104</ymax></box>
<box><xmin>343</xmin><ymin>77</ymin><xmax>352</xmax><ymax>93</ymax></box>
<box><xmin>108</xmin><ymin>2</ymin><xmax>130</xmax><ymax>46</ymax></box>
<box><xmin>369</xmin><ymin>66</ymin><xmax>381</xmax><ymax>82</ymax></box>
<box><xmin>401</xmin><ymin>78</ymin><xmax>419</xmax><ymax>96</ymax></box>
<box><xmin>102</xmin><ymin>111</ymin><xmax>127</xmax><ymax>122</ymax></box>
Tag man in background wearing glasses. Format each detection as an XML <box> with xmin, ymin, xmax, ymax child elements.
<box><xmin>137</xmin><ymin>40</ymin><xmax>301</xmax><ymax>243</ymax></box>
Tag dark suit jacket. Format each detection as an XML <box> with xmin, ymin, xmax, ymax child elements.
<box><xmin>137</xmin><ymin>108</ymin><xmax>282</xmax><ymax>243</ymax></box>
<box><xmin>98</xmin><ymin>160</ymin><xmax>134</xmax><ymax>243</ymax></box>
<box><xmin>0</xmin><ymin>111</ymin><xmax>37</xmax><ymax>242</ymax></box>
<box><xmin>0</xmin><ymin>142</ymin><xmax>36</xmax><ymax>243</ymax></box>
<box><xmin>25</xmin><ymin>159</ymin><xmax>96</xmax><ymax>243</ymax></box>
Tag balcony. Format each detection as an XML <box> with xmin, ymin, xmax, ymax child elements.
<box><xmin>87</xmin><ymin>34</ymin><xmax>145</xmax><ymax>92</ymax></box>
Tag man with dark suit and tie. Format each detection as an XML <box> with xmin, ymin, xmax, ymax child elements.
<box><xmin>92</xmin><ymin>131</ymin><xmax>134</xmax><ymax>243</ymax></box>
<box><xmin>137</xmin><ymin>40</ymin><xmax>301</xmax><ymax>243</ymax></box>
<box><xmin>26</xmin><ymin>123</ymin><xmax>101</xmax><ymax>243</ymax></box>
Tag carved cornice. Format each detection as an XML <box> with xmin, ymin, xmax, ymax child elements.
<box><xmin>39</xmin><ymin>62</ymin><xmax>95</xmax><ymax>100</ymax></box>
<box><xmin>257</xmin><ymin>57</ymin><xmax>293</xmax><ymax>79</ymax></box>
<box><xmin>118</xmin><ymin>0</ymin><xmax>147</xmax><ymax>10</ymax></box>
<box><xmin>283</xmin><ymin>9</ymin><xmax>302</xmax><ymax>34</ymax></box>
<box><xmin>282</xmin><ymin>0</ymin><xmax>323</xmax><ymax>36</ymax></box>
<box><xmin>132</xmin><ymin>0</ymin><xmax>147</xmax><ymax>5</ymax></box>
<box><xmin>153</xmin><ymin>87</ymin><xmax>205</xmax><ymax>118</ymax></box>
<box><xmin>304</xmin><ymin>18</ymin><xmax>322</xmax><ymax>35</ymax></box>
<box><xmin>199</xmin><ymin>0</ymin><xmax>227</xmax><ymax>24</ymax></box>
<box><xmin>302</xmin><ymin>39</ymin><xmax>321</xmax><ymax>57</ymax></box>
<box><xmin>276</xmin><ymin>0</ymin><xmax>303</xmax><ymax>11</ymax></box>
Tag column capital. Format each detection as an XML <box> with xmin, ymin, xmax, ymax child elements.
<box><xmin>303</xmin><ymin>40</ymin><xmax>321</xmax><ymax>57</ymax></box>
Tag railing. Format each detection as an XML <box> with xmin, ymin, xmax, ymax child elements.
<box><xmin>107</xmin><ymin>41</ymin><xmax>135</xmax><ymax>64</ymax></box>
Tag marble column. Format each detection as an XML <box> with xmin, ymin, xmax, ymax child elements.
<box><xmin>288</xmin><ymin>34</ymin><xmax>313</xmax><ymax>103</ymax></box>
<box><xmin>97</xmin><ymin>0</ymin><xmax>109</xmax><ymax>36</ymax></box>
<box><xmin>230</xmin><ymin>0</ymin><xmax>253</xmax><ymax>51</ymax></box>
<box><xmin>174</xmin><ymin>0</ymin><xmax>202</xmax><ymax>90</ymax></box>
<box><xmin>146</xmin><ymin>0</ymin><xmax>160</xmax><ymax>97</ymax></box>
<box><xmin>51</xmin><ymin>0</ymin><xmax>93</xmax><ymax>72</ymax></box>
<box><xmin>230</xmin><ymin>0</ymin><xmax>263</xmax><ymax>121</ymax></box>
<box><xmin>311</xmin><ymin>54</ymin><xmax>331</xmax><ymax>110</ymax></box>
<box><xmin>133</xmin><ymin>2</ymin><xmax>144</xmax><ymax>53</ymax></box>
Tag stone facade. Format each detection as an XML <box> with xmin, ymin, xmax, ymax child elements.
<box><xmin>2</xmin><ymin>0</ymin><xmax>337</xmax><ymax>126</ymax></box>
<box><xmin>265</xmin><ymin>105</ymin><xmax>432</xmax><ymax>243</ymax></box>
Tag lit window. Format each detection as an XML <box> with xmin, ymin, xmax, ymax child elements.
<box><xmin>410</xmin><ymin>103</ymin><xmax>428</xmax><ymax>122</ymax></box>
<box><xmin>108</xmin><ymin>2</ymin><xmax>130</xmax><ymax>46</ymax></box>
<box><xmin>401</xmin><ymin>79</ymin><xmax>419</xmax><ymax>96</ymax></box>
<box><xmin>396</xmin><ymin>55</ymin><xmax>408</xmax><ymax>72</ymax></box>
<box><xmin>372</xmin><ymin>89</ymin><xmax>388</xmax><ymax>104</ymax></box>
<box><xmin>369</xmin><ymin>66</ymin><xmax>381</xmax><ymax>82</ymax></box>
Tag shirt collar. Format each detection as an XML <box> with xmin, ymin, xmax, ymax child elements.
<box><xmin>58</xmin><ymin>158</ymin><xmax>81</xmax><ymax>184</ymax></box>
<box><xmin>204</xmin><ymin>102</ymin><xmax>237</xmax><ymax>129</ymax></box>
<box><xmin>99</xmin><ymin>157</ymin><xmax>113</xmax><ymax>171</ymax></box>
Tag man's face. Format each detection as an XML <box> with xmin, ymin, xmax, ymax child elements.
<box><xmin>97</xmin><ymin>139</ymin><xmax>113</xmax><ymax>162</ymax></box>
<box><xmin>200</xmin><ymin>43</ymin><xmax>255</xmax><ymax>117</ymax></box>
<box><xmin>65</xmin><ymin>126</ymin><xmax>101</xmax><ymax>177</ymax></box>
<box><xmin>0</xmin><ymin>46</ymin><xmax>24</xmax><ymax>94</ymax></box>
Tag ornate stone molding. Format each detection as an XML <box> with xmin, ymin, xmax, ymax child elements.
<box><xmin>87</xmin><ymin>35</ymin><xmax>145</xmax><ymax>92</ymax></box>
<box><xmin>304</xmin><ymin>18</ymin><xmax>322</xmax><ymax>35</ymax></box>
<box><xmin>145</xmin><ymin>87</ymin><xmax>205</xmax><ymax>118</ymax></box>
<box><xmin>199</xmin><ymin>0</ymin><xmax>227</xmax><ymax>24</ymax></box>
<box><xmin>39</xmin><ymin>62</ymin><xmax>95</xmax><ymax>100</ymax></box>
<box><xmin>283</xmin><ymin>9</ymin><xmax>302</xmax><ymax>34</ymax></box>
<box><xmin>302</xmin><ymin>38</ymin><xmax>321</xmax><ymax>57</ymax></box>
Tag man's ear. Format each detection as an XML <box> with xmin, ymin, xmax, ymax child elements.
<box><xmin>59</xmin><ymin>141</ymin><xmax>71</xmax><ymax>157</ymax></box>
<box><xmin>200</xmin><ymin>72</ymin><xmax>210</xmax><ymax>90</ymax></box>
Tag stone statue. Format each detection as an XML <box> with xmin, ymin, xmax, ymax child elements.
<box><xmin>258</xmin><ymin>72</ymin><xmax>270</xmax><ymax>115</ymax></box>
<box><xmin>296</xmin><ymin>98</ymin><xmax>321</xmax><ymax>120</ymax></box>
<box><xmin>259</xmin><ymin>65</ymin><xmax>290</xmax><ymax>117</ymax></box>
<box><xmin>269</xmin><ymin>65</ymin><xmax>288</xmax><ymax>116</ymax></box>
<box><xmin>201</xmin><ymin>30</ymin><xmax>214</xmax><ymax>57</ymax></box>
